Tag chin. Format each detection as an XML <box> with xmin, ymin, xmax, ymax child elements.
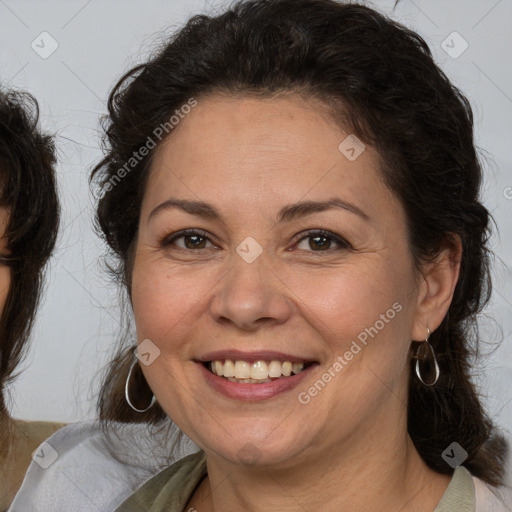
<box><xmin>195</xmin><ymin>427</ymin><xmax>310</xmax><ymax>468</ymax></box>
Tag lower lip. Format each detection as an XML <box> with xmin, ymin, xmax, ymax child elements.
<box><xmin>197</xmin><ymin>362</ymin><xmax>317</xmax><ymax>401</ymax></box>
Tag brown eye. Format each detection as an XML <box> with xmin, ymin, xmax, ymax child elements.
<box><xmin>308</xmin><ymin>235</ymin><xmax>331</xmax><ymax>251</ymax></box>
<box><xmin>295</xmin><ymin>230</ymin><xmax>350</xmax><ymax>252</ymax></box>
<box><xmin>183</xmin><ymin>234</ymin><xmax>207</xmax><ymax>249</ymax></box>
<box><xmin>162</xmin><ymin>229</ymin><xmax>214</xmax><ymax>250</ymax></box>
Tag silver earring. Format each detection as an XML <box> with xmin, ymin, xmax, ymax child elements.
<box><xmin>125</xmin><ymin>351</ymin><xmax>156</xmax><ymax>413</ymax></box>
<box><xmin>415</xmin><ymin>327</ymin><xmax>440</xmax><ymax>386</ymax></box>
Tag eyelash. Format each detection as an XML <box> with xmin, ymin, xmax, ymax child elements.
<box><xmin>161</xmin><ymin>228</ymin><xmax>351</xmax><ymax>253</ymax></box>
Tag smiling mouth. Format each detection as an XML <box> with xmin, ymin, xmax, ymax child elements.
<box><xmin>204</xmin><ymin>359</ymin><xmax>314</xmax><ymax>383</ymax></box>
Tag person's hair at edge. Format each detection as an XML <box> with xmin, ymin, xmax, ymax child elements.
<box><xmin>0</xmin><ymin>87</ymin><xmax>60</xmax><ymax>451</ymax></box>
<box><xmin>91</xmin><ymin>0</ymin><xmax>510</xmax><ymax>487</ymax></box>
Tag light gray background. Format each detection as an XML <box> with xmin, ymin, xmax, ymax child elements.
<box><xmin>1</xmin><ymin>0</ymin><xmax>511</xmax><ymax>449</ymax></box>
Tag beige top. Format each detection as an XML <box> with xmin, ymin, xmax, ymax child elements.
<box><xmin>0</xmin><ymin>420</ymin><xmax>66</xmax><ymax>512</ymax></box>
<box><xmin>115</xmin><ymin>451</ymin><xmax>507</xmax><ymax>512</ymax></box>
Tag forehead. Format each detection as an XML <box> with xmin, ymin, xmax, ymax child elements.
<box><xmin>155</xmin><ymin>93</ymin><xmax>346</xmax><ymax>158</ymax></box>
<box><xmin>142</xmin><ymin>93</ymin><xmax>395</xmax><ymax>221</ymax></box>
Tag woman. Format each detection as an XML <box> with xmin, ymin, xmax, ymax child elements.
<box><xmin>15</xmin><ymin>0</ymin><xmax>511</xmax><ymax>510</ymax></box>
<box><xmin>90</xmin><ymin>0</ymin><xmax>510</xmax><ymax>510</ymax></box>
<box><xmin>0</xmin><ymin>87</ymin><xmax>62</xmax><ymax>510</ymax></box>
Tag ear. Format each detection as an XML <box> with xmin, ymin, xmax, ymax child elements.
<box><xmin>412</xmin><ymin>233</ymin><xmax>462</xmax><ymax>341</ymax></box>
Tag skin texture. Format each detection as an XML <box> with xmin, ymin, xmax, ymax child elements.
<box><xmin>131</xmin><ymin>94</ymin><xmax>462</xmax><ymax>511</ymax></box>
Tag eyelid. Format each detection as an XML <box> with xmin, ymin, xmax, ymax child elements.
<box><xmin>293</xmin><ymin>229</ymin><xmax>352</xmax><ymax>251</ymax></box>
<box><xmin>162</xmin><ymin>228</ymin><xmax>217</xmax><ymax>248</ymax></box>
<box><xmin>161</xmin><ymin>228</ymin><xmax>351</xmax><ymax>252</ymax></box>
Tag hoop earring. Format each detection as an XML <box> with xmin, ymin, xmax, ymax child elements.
<box><xmin>415</xmin><ymin>327</ymin><xmax>440</xmax><ymax>386</ymax></box>
<box><xmin>125</xmin><ymin>352</ymin><xmax>156</xmax><ymax>413</ymax></box>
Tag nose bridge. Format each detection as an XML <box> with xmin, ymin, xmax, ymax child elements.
<box><xmin>210</xmin><ymin>248</ymin><xmax>292</xmax><ymax>330</ymax></box>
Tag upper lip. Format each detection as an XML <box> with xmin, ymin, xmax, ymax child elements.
<box><xmin>196</xmin><ymin>350</ymin><xmax>318</xmax><ymax>364</ymax></box>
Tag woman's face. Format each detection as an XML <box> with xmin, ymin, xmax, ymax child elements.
<box><xmin>131</xmin><ymin>94</ymin><xmax>432</xmax><ymax>466</ymax></box>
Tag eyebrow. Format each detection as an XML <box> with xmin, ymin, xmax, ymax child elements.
<box><xmin>148</xmin><ymin>197</ymin><xmax>369</xmax><ymax>223</ymax></box>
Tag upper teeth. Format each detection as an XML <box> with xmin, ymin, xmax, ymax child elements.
<box><xmin>210</xmin><ymin>360</ymin><xmax>305</xmax><ymax>380</ymax></box>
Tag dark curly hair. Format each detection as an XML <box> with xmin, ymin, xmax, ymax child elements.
<box><xmin>91</xmin><ymin>0</ymin><xmax>509</xmax><ymax>486</ymax></box>
<box><xmin>0</xmin><ymin>88</ymin><xmax>60</xmax><ymax>438</ymax></box>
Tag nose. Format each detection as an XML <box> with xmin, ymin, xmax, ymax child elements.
<box><xmin>209</xmin><ymin>254</ymin><xmax>293</xmax><ymax>331</ymax></box>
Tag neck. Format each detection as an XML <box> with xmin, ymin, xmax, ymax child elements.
<box><xmin>191</xmin><ymin>403</ymin><xmax>451</xmax><ymax>511</ymax></box>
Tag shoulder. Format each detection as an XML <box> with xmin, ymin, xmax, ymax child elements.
<box><xmin>432</xmin><ymin>466</ymin><xmax>510</xmax><ymax>512</ymax></box>
<box><xmin>12</xmin><ymin>419</ymin><xmax>67</xmax><ymax>437</ymax></box>
<box><xmin>8</xmin><ymin>420</ymin><xmax>172</xmax><ymax>512</ymax></box>
<box><xmin>472</xmin><ymin>473</ymin><xmax>512</xmax><ymax>512</ymax></box>
<box><xmin>0</xmin><ymin>420</ymin><xmax>66</xmax><ymax>511</ymax></box>
<box><xmin>115</xmin><ymin>451</ymin><xmax>207</xmax><ymax>512</ymax></box>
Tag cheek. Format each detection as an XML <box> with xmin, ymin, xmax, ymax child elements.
<box><xmin>131</xmin><ymin>256</ymin><xmax>214</xmax><ymax>344</ymax></box>
<box><xmin>290</xmin><ymin>267</ymin><xmax>414</xmax><ymax>421</ymax></box>
<box><xmin>0</xmin><ymin>266</ymin><xmax>11</xmax><ymax>315</ymax></box>
<box><xmin>287</xmin><ymin>259</ymin><xmax>410</xmax><ymax>333</ymax></box>
<box><xmin>285</xmin><ymin>259</ymin><xmax>417</xmax><ymax>394</ymax></box>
